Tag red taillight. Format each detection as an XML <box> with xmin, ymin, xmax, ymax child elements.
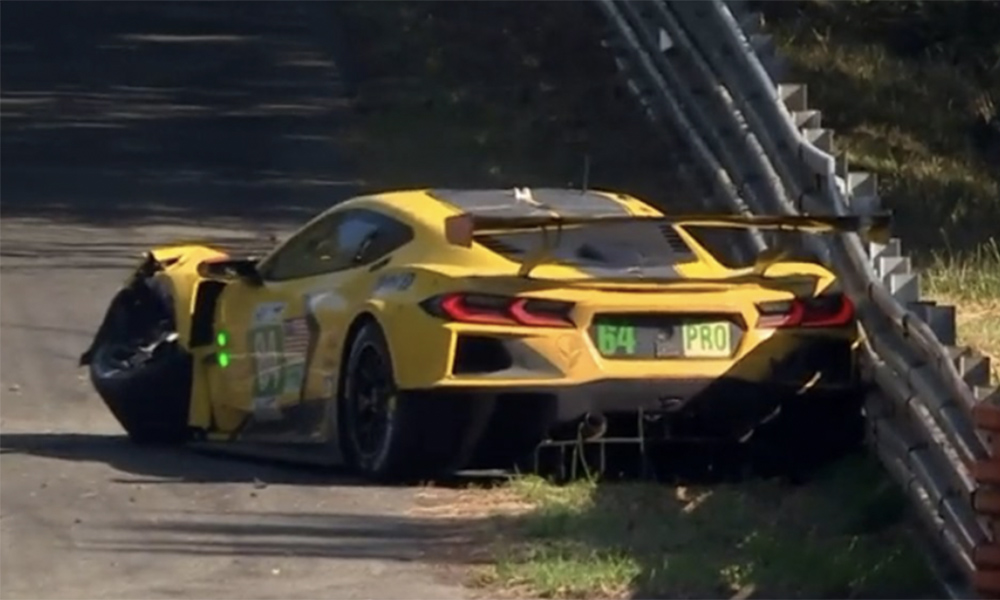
<box><xmin>800</xmin><ymin>293</ymin><xmax>855</xmax><ymax>327</ymax></box>
<box><xmin>439</xmin><ymin>294</ymin><xmax>513</xmax><ymax>325</ymax></box>
<box><xmin>421</xmin><ymin>293</ymin><xmax>575</xmax><ymax>328</ymax></box>
<box><xmin>756</xmin><ymin>293</ymin><xmax>854</xmax><ymax>329</ymax></box>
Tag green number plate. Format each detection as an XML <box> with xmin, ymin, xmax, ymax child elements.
<box><xmin>681</xmin><ymin>321</ymin><xmax>731</xmax><ymax>357</ymax></box>
<box><xmin>595</xmin><ymin>323</ymin><xmax>638</xmax><ymax>356</ymax></box>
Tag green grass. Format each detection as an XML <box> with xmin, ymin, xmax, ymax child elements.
<box><xmin>763</xmin><ymin>2</ymin><xmax>1000</xmax><ymax>255</ymax></box>
<box><xmin>763</xmin><ymin>1</ymin><xmax>1000</xmax><ymax>380</ymax></box>
<box><xmin>924</xmin><ymin>240</ymin><xmax>1000</xmax><ymax>380</ymax></box>
<box><xmin>462</xmin><ymin>456</ymin><xmax>935</xmax><ymax>599</ymax></box>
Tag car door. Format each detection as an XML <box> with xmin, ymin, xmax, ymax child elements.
<box><xmin>205</xmin><ymin>207</ymin><xmax>414</xmax><ymax>436</ymax></box>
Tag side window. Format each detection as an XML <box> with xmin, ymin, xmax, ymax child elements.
<box><xmin>258</xmin><ymin>213</ymin><xmax>346</xmax><ymax>281</ymax></box>
<box><xmin>259</xmin><ymin>209</ymin><xmax>414</xmax><ymax>281</ymax></box>
<box><xmin>346</xmin><ymin>211</ymin><xmax>415</xmax><ymax>266</ymax></box>
<box><xmin>334</xmin><ymin>215</ymin><xmax>380</xmax><ymax>265</ymax></box>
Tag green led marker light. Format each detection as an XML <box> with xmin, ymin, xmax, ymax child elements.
<box><xmin>216</xmin><ymin>330</ymin><xmax>230</xmax><ymax>368</ymax></box>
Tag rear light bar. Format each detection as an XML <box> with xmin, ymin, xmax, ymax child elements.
<box><xmin>756</xmin><ymin>293</ymin><xmax>854</xmax><ymax>329</ymax></box>
<box><xmin>420</xmin><ymin>293</ymin><xmax>575</xmax><ymax>328</ymax></box>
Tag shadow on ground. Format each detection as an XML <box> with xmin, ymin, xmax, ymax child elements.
<box><xmin>1</xmin><ymin>1</ymin><xmax>359</xmax><ymax>227</ymax></box>
<box><xmin>0</xmin><ymin>431</ymin><xmax>498</xmax><ymax>572</ymax></box>
<box><xmin>0</xmin><ymin>432</ymin><xmax>359</xmax><ymax>486</ymax></box>
<box><xmin>0</xmin><ymin>432</ymin><xmax>505</xmax><ymax>489</ymax></box>
<box><xmin>0</xmin><ymin>431</ymin><xmax>937</xmax><ymax>598</ymax></box>
<box><xmin>79</xmin><ymin>509</ymin><xmax>488</xmax><ymax>566</ymax></box>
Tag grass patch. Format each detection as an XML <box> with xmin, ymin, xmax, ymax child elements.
<box><xmin>763</xmin><ymin>1</ymin><xmax>1000</xmax><ymax>380</ymax></box>
<box><xmin>439</xmin><ymin>455</ymin><xmax>936</xmax><ymax>599</ymax></box>
<box><xmin>762</xmin><ymin>1</ymin><xmax>1000</xmax><ymax>255</ymax></box>
<box><xmin>924</xmin><ymin>240</ymin><xmax>1000</xmax><ymax>380</ymax></box>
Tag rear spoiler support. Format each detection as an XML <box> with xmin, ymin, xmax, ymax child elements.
<box><xmin>443</xmin><ymin>210</ymin><xmax>892</xmax><ymax>278</ymax></box>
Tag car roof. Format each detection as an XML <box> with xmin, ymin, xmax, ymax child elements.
<box><xmin>332</xmin><ymin>188</ymin><xmax>665</xmax><ymax>226</ymax></box>
<box><xmin>259</xmin><ymin>187</ymin><xmax>726</xmax><ymax>277</ymax></box>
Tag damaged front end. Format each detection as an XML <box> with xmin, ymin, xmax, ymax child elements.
<box><xmin>79</xmin><ymin>252</ymin><xmax>179</xmax><ymax>367</ymax></box>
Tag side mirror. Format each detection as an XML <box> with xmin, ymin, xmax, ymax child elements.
<box><xmin>197</xmin><ymin>257</ymin><xmax>264</xmax><ymax>286</ymax></box>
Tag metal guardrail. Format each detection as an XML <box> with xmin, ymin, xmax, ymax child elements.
<box><xmin>594</xmin><ymin>1</ymin><xmax>1000</xmax><ymax>597</ymax></box>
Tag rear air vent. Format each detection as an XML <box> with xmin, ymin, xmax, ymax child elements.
<box><xmin>452</xmin><ymin>335</ymin><xmax>513</xmax><ymax>374</ymax></box>
<box><xmin>475</xmin><ymin>235</ymin><xmax>524</xmax><ymax>256</ymax></box>
<box><xmin>658</xmin><ymin>224</ymin><xmax>693</xmax><ymax>254</ymax></box>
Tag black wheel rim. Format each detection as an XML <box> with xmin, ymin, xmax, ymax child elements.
<box><xmin>348</xmin><ymin>343</ymin><xmax>393</xmax><ymax>460</ymax></box>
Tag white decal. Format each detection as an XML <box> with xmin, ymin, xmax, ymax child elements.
<box><xmin>374</xmin><ymin>272</ymin><xmax>415</xmax><ymax>295</ymax></box>
<box><xmin>305</xmin><ymin>291</ymin><xmax>347</xmax><ymax>313</ymax></box>
<box><xmin>251</xmin><ymin>325</ymin><xmax>284</xmax><ymax>397</ymax></box>
<box><xmin>253</xmin><ymin>301</ymin><xmax>286</xmax><ymax>324</ymax></box>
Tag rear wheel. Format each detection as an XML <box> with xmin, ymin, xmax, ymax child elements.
<box><xmin>340</xmin><ymin>321</ymin><xmax>481</xmax><ymax>482</ymax></box>
<box><xmin>88</xmin><ymin>290</ymin><xmax>192</xmax><ymax>444</ymax></box>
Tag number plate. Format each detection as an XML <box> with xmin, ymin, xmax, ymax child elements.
<box><xmin>594</xmin><ymin>322</ymin><xmax>639</xmax><ymax>357</ymax></box>
<box><xmin>589</xmin><ymin>315</ymin><xmax>739</xmax><ymax>359</ymax></box>
<box><xmin>681</xmin><ymin>321</ymin><xmax>731</xmax><ymax>358</ymax></box>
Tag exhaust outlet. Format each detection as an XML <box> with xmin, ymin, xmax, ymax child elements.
<box><xmin>579</xmin><ymin>412</ymin><xmax>608</xmax><ymax>441</ymax></box>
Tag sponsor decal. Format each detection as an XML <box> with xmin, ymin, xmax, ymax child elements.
<box><xmin>249</xmin><ymin>323</ymin><xmax>284</xmax><ymax>397</ymax></box>
<box><xmin>283</xmin><ymin>361</ymin><xmax>306</xmax><ymax>395</ymax></box>
<box><xmin>283</xmin><ymin>317</ymin><xmax>310</xmax><ymax>357</ymax></box>
<box><xmin>305</xmin><ymin>290</ymin><xmax>347</xmax><ymax>312</ymax></box>
<box><xmin>248</xmin><ymin>311</ymin><xmax>311</xmax><ymax>398</ymax></box>
<box><xmin>252</xmin><ymin>301</ymin><xmax>285</xmax><ymax>324</ymax></box>
<box><xmin>654</xmin><ymin>330</ymin><xmax>673</xmax><ymax>359</ymax></box>
<box><xmin>556</xmin><ymin>334</ymin><xmax>582</xmax><ymax>369</ymax></box>
<box><xmin>373</xmin><ymin>271</ymin><xmax>415</xmax><ymax>295</ymax></box>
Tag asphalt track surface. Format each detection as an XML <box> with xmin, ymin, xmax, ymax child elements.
<box><xmin>0</xmin><ymin>4</ymin><xmax>469</xmax><ymax>598</ymax></box>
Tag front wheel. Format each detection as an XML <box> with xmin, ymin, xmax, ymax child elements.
<box><xmin>339</xmin><ymin>321</ymin><xmax>480</xmax><ymax>482</ymax></box>
<box><xmin>88</xmin><ymin>299</ymin><xmax>193</xmax><ymax>444</ymax></box>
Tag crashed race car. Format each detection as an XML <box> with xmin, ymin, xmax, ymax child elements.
<box><xmin>80</xmin><ymin>187</ymin><xmax>889</xmax><ymax>481</ymax></box>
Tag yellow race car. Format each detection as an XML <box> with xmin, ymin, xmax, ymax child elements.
<box><xmin>80</xmin><ymin>187</ymin><xmax>887</xmax><ymax>481</ymax></box>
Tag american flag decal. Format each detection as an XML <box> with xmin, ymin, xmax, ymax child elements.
<box><xmin>283</xmin><ymin>317</ymin><xmax>310</xmax><ymax>357</ymax></box>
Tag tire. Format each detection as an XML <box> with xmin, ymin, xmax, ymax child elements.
<box><xmin>339</xmin><ymin>321</ymin><xmax>481</xmax><ymax>482</ymax></box>
<box><xmin>88</xmin><ymin>296</ymin><xmax>193</xmax><ymax>445</ymax></box>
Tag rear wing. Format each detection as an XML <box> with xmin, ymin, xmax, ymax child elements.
<box><xmin>443</xmin><ymin>210</ymin><xmax>892</xmax><ymax>277</ymax></box>
<box><xmin>444</xmin><ymin>211</ymin><xmax>891</xmax><ymax>246</ymax></box>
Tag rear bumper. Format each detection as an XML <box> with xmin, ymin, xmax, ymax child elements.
<box><xmin>406</xmin><ymin>335</ymin><xmax>856</xmax><ymax>415</ymax></box>
<box><xmin>402</xmin><ymin>374</ymin><xmax>857</xmax><ymax>437</ymax></box>
<box><xmin>399</xmin><ymin>338</ymin><xmax>860</xmax><ymax>465</ymax></box>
